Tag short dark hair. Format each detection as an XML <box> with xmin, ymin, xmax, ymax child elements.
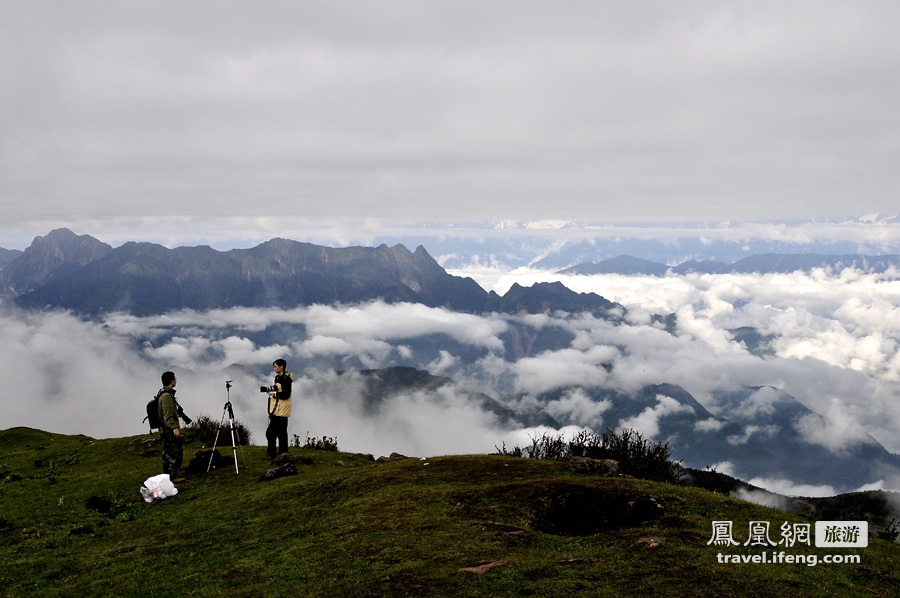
<box><xmin>274</xmin><ymin>359</ymin><xmax>287</xmax><ymax>369</ymax></box>
<box><xmin>161</xmin><ymin>371</ymin><xmax>176</xmax><ymax>386</ymax></box>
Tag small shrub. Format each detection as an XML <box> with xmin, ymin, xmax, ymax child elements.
<box><xmin>878</xmin><ymin>518</ymin><xmax>899</xmax><ymax>542</ymax></box>
<box><xmin>495</xmin><ymin>428</ymin><xmax>682</xmax><ymax>484</ymax></box>
<box><xmin>493</xmin><ymin>442</ymin><xmax>523</xmax><ymax>458</ymax></box>
<box><xmin>592</xmin><ymin>428</ymin><xmax>682</xmax><ymax>483</ymax></box>
<box><xmin>189</xmin><ymin>414</ymin><xmax>253</xmax><ymax>446</ymax></box>
<box><xmin>293</xmin><ymin>433</ymin><xmax>339</xmax><ymax>451</ymax></box>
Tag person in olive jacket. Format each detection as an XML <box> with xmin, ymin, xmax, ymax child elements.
<box><xmin>157</xmin><ymin>371</ymin><xmax>184</xmax><ymax>482</ymax></box>
<box><xmin>262</xmin><ymin>359</ymin><xmax>293</xmax><ymax>459</ymax></box>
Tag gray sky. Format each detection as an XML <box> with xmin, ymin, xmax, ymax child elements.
<box><xmin>2</xmin><ymin>1</ymin><xmax>900</xmax><ymax>249</ymax></box>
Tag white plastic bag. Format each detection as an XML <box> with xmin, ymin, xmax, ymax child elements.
<box><xmin>140</xmin><ymin>473</ymin><xmax>179</xmax><ymax>503</ymax></box>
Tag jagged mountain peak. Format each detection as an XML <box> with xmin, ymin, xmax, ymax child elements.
<box><xmin>0</xmin><ymin>229</ymin><xmax>113</xmax><ymax>297</ymax></box>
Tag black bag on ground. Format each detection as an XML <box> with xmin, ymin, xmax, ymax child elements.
<box><xmin>259</xmin><ymin>462</ymin><xmax>298</xmax><ymax>482</ymax></box>
<box><xmin>188</xmin><ymin>449</ymin><xmax>235</xmax><ymax>473</ymax></box>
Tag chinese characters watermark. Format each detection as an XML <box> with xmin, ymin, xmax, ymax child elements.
<box><xmin>708</xmin><ymin>520</ymin><xmax>867</xmax><ymax>568</ymax></box>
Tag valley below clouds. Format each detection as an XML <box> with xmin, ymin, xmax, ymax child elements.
<box><xmin>2</xmin><ymin>266</ymin><xmax>899</xmax><ymax>497</ymax></box>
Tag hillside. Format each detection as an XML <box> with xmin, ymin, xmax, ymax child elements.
<box><xmin>1</xmin><ymin>427</ymin><xmax>898</xmax><ymax>597</ymax></box>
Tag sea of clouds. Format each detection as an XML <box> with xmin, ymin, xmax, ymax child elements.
<box><xmin>2</xmin><ymin>267</ymin><xmax>898</xmax><ymax>496</ymax></box>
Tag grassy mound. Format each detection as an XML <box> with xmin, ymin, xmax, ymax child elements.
<box><xmin>1</xmin><ymin>427</ymin><xmax>898</xmax><ymax>597</ymax></box>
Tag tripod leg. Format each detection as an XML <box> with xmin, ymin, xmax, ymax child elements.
<box><xmin>230</xmin><ymin>426</ymin><xmax>247</xmax><ymax>466</ymax></box>
<box><xmin>207</xmin><ymin>407</ymin><xmax>228</xmax><ymax>473</ymax></box>
<box><xmin>228</xmin><ymin>418</ymin><xmax>240</xmax><ymax>474</ymax></box>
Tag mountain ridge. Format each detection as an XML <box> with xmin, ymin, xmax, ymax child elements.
<box><xmin>1</xmin><ymin>229</ymin><xmax>621</xmax><ymax>317</ymax></box>
<box><xmin>561</xmin><ymin>253</ymin><xmax>900</xmax><ymax>276</ymax></box>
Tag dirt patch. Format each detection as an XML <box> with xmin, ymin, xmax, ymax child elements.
<box><xmin>455</xmin><ymin>480</ymin><xmax>666</xmax><ymax>537</ymax></box>
<box><xmin>528</xmin><ymin>482</ymin><xmax>664</xmax><ymax>536</ymax></box>
<box><xmin>85</xmin><ymin>496</ymin><xmax>112</xmax><ymax>514</ymax></box>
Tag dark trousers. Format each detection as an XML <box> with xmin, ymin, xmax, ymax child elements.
<box><xmin>266</xmin><ymin>415</ymin><xmax>289</xmax><ymax>458</ymax></box>
<box><xmin>161</xmin><ymin>432</ymin><xmax>183</xmax><ymax>478</ymax></box>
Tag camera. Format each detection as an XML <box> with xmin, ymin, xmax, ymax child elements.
<box><xmin>260</xmin><ymin>385</ymin><xmax>277</xmax><ymax>393</ymax></box>
<box><xmin>175</xmin><ymin>401</ymin><xmax>192</xmax><ymax>425</ymax></box>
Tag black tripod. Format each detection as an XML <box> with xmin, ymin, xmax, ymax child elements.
<box><xmin>208</xmin><ymin>381</ymin><xmax>246</xmax><ymax>474</ymax></box>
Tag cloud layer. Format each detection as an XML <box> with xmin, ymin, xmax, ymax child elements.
<box><xmin>2</xmin><ymin>265</ymin><xmax>899</xmax><ymax>496</ymax></box>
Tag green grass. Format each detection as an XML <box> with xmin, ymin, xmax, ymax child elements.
<box><xmin>1</xmin><ymin>426</ymin><xmax>898</xmax><ymax>597</ymax></box>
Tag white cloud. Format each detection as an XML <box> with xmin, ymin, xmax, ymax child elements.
<box><xmin>144</xmin><ymin>335</ymin><xmax>292</xmax><ymax>371</ymax></box>
<box><xmin>289</xmin><ymin>372</ymin><xmax>509</xmax><ymax>458</ymax></box>
<box><xmin>745</xmin><ymin>477</ymin><xmax>837</xmax><ymax>498</ymax></box>
<box><xmin>854</xmin><ymin>480</ymin><xmax>887</xmax><ymax>492</ymax></box>
<box><xmin>0</xmin><ymin>304</ymin><xmax>518</xmax><ymax>457</ymax></box>
<box><xmin>3</xmin><ymin>259</ymin><xmax>900</xmax><ymax>487</ymax></box>
<box><xmin>295</xmin><ymin>335</ymin><xmax>354</xmax><ymax>357</ymax></box>
<box><xmin>731</xmin><ymin>387</ymin><xmax>783</xmax><ymax>421</ymax></box>
<box><xmin>727</xmin><ymin>425</ymin><xmax>780</xmax><ymax>446</ymax></box>
<box><xmin>619</xmin><ymin>394</ymin><xmax>695</xmax><ymax>440</ymax></box>
<box><xmin>709</xmin><ymin>461</ymin><xmax>735</xmax><ymax>476</ymax></box>
<box><xmin>302</xmin><ymin>302</ymin><xmax>507</xmax><ymax>351</ymax></box>
<box><xmin>143</xmin><ymin>336</ymin><xmax>210</xmax><ymax>364</ymax></box>
<box><xmin>512</xmin><ymin>345</ymin><xmax>617</xmax><ymax>395</ymax></box>
<box><xmin>0</xmin><ymin>307</ymin><xmax>240</xmax><ymax>439</ymax></box>
<box><xmin>732</xmin><ymin>488</ymin><xmax>791</xmax><ymax>510</ymax></box>
<box><xmin>544</xmin><ymin>388</ymin><xmax>611</xmax><ymax>428</ymax></box>
<box><xmin>695</xmin><ymin>418</ymin><xmax>727</xmax><ymax>433</ymax></box>
<box><xmin>673</xmin><ymin>304</ymin><xmax>746</xmax><ymax>354</ymax></box>
<box><xmin>427</xmin><ymin>350</ymin><xmax>457</xmax><ymax>374</ymax></box>
<box><xmin>104</xmin><ymin>301</ymin><xmax>510</xmax><ymax>371</ymax></box>
<box><xmin>793</xmin><ymin>399</ymin><xmax>875</xmax><ymax>454</ymax></box>
<box><xmin>480</xmin><ymin>269</ymin><xmax>900</xmax><ymax>453</ymax></box>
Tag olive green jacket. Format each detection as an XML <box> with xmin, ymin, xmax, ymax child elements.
<box><xmin>157</xmin><ymin>388</ymin><xmax>180</xmax><ymax>433</ymax></box>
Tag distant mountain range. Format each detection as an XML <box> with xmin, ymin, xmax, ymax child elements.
<box><xmin>356</xmin><ymin>217</ymin><xmax>900</xmax><ymax>269</ymax></box>
<box><xmin>8</xmin><ymin>217</ymin><xmax>900</xmax><ymax>273</ymax></box>
<box><xmin>560</xmin><ymin>253</ymin><xmax>900</xmax><ymax>276</ymax></box>
<box><xmin>0</xmin><ymin>229</ymin><xmax>620</xmax><ymax>317</ymax></box>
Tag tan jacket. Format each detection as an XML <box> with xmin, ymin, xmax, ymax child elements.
<box><xmin>268</xmin><ymin>372</ymin><xmax>293</xmax><ymax>417</ymax></box>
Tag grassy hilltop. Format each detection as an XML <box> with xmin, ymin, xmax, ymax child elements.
<box><xmin>1</xmin><ymin>427</ymin><xmax>898</xmax><ymax>597</ymax></box>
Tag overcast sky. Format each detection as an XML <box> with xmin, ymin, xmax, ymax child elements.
<box><xmin>2</xmin><ymin>1</ymin><xmax>900</xmax><ymax>249</ymax></box>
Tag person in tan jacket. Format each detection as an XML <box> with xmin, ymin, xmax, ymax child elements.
<box><xmin>261</xmin><ymin>359</ymin><xmax>293</xmax><ymax>459</ymax></box>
